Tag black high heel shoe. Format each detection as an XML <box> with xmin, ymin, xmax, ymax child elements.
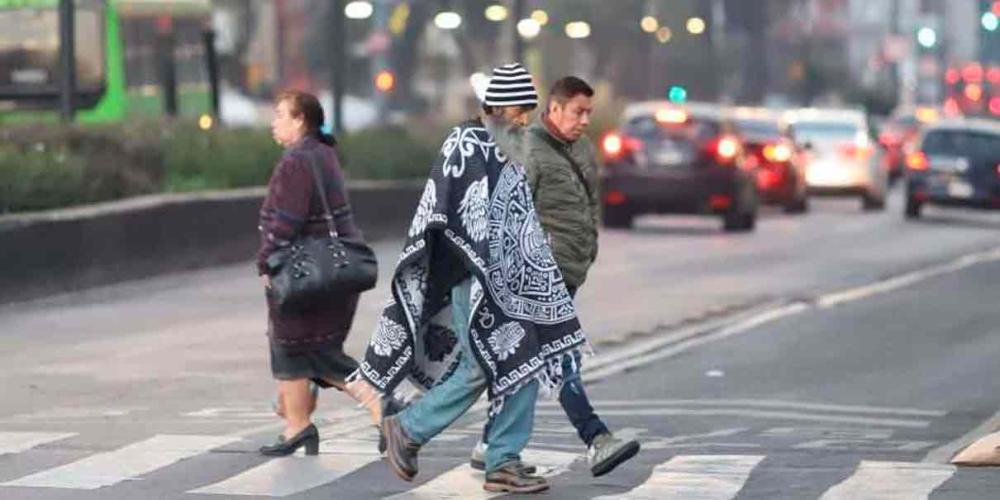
<box><xmin>260</xmin><ymin>424</ymin><xmax>320</xmax><ymax>456</ymax></box>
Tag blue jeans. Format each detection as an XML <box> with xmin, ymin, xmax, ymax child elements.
<box><xmin>398</xmin><ymin>279</ymin><xmax>538</xmax><ymax>472</ymax></box>
<box><xmin>483</xmin><ymin>286</ymin><xmax>608</xmax><ymax>447</ymax></box>
<box><xmin>483</xmin><ymin>352</ymin><xmax>608</xmax><ymax>447</ymax></box>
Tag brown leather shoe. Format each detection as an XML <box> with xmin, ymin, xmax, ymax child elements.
<box><xmin>382</xmin><ymin>415</ymin><xmax>419</xmax><ymax>481</ymax></box>
<box><xmin>483</xmin><ymin>461</ymin><xmax>549</xmax><ymax>494</ymax></box>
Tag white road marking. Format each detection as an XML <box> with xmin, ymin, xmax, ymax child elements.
<box><xmin>594</xmin><ymin>454</ymin><xmax>764</xmax><ymax>500</ymax></box>
<box><xmin>583</xmin><ymin>302</ymin><xmax>810</xmax><ymax>383</ymax></box>
<box><xmin>537</xmin><ymin>399</ymin><xmax>946</xmax><ymax>417</ymax></box>
<box><xmin>817</xmin><ymin>246</ymin><xmax>1000</xmax><ymax>309</ymax></box>
<box><xmin>924</xmin><ymin>405</ymin><xmax>1000</xmax><ymax>463</ymax></box>
<box><xmin>189</xmin><ymin>441</ymin><xmax>381</xmax><ymax>497</ymax></box>
<box><xmin>1</xmin><ymin>434</ymin><xmax>238</xmax><ymax>490</ymax></box>
<box><xmin>819</xmin><ymin>460</ymin><xmax>956</xmax><ymax>500</ymax></box>
<box><xmin>0</xmin><ymin>432</ymin><xmax>76</xmax><ymax>455</ymax></box>
<box><xmin>533</xmin><ymin>408</ymin><xmax>931</xmax><ymax>428</ymax></box>
<box><xmin>386</xmin><ymin>449</ymin><xmax>576</xmax><ymax>499</ymax></box>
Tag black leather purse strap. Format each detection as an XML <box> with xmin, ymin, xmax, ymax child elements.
<box><xmin>531</xmin><ymin>128</ymin><xmax>594</xmax><ymax>202</ymax></box>
<box><xmin>302</xmin><ymin>151</ymin><xmax>347</xmax><ymax>238</ymax></box>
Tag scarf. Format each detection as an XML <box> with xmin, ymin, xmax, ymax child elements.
<box><xmin>357</xmin><ymin>118</ymin><xmax>586</xmax><ymax>412</ymax></box>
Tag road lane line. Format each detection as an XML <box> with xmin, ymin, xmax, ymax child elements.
<box><xmin>537</xmin><ymin>399</ymin><xmax>946</xmax><ymax>417</ymax></box>
<box><xmin>1</xmin><ymin>434</ymin><xmax>238</xmax><ymax>490</ymax></box>
<box><xmin>583</xmin><ymin>302</ymin><xmax>810</xmax><ymax>383</ymax></box>
<box><xmin>817</xmin><ymin>246</ymin><xmax>1000</xmax><ymax>309</ymax></box>
<box><xmin>386</xmin><ymin>449</ymin><xmax>577</xmax><ymax>499</ymax></box>
<box><xmin>595</xmin><ymin>454</ymin><xmax>764</xmax><ymax>500</ymax></box>
<box><xmin>923</xmin><ymin>405</ymin><xmax>1000</xmax><ymax>463</ymax></box>
<box><xmin>533</xmin><ymin>408</ymin><xmax>931</xmax><ymax>428</ymax></box>
<box><xmin>189</xmin><ymin>443</ymin><xmax>381</xmax><ymax>497</ymax></box>
<box><xmin>0</xmin><ymin>432</ymin><xmax>76</xmax><ymax>456</ymax></box>
<box><xmin>819</xmin><ymin>460</ymin><xmax>956</xmax><ymax>499</ymax></box>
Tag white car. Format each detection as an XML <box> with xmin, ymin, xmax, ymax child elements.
<box><xmin>787</xmin><ymin>109</ymin><xmax>888</xmax><ymax>211</ymax></box>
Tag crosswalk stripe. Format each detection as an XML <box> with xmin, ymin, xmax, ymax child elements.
<box><xmin>189</xmin><ymin>443</ymin><xmax>381</xmax><ymax>497</ymax></box>
<box><xmin>0</xmin><ymin>432</ymin><xmax>76</xmax><ymax>456</ymax></box>
<box><xmin>819</xmin><ymin>460</ymin><xmax>956</xmax><ymax>500</ymax></box>
<box><xmin>595</xmin><ymin>455</ymin><xmax>764</xmax><ymax>500</ymax></box>
<box><xmin>386</xmin><ymin>449</ymin><xmax>577</xmax><ymax>499</ymax></box>
<box><xmin>1</xmin><ymin>434</ymin><xmax>238</xmax><ymax>490</ymax></box>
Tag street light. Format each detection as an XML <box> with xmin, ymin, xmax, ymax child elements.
<box><xmin>686</xmin><ymin>17</ymin><xmax>706</xmax><ymax>35</ymax></box>
<box><xmin>344</xmin><ymin>1</ymin><xmax>373</xmax><ymax>20</ymax></box>
<box><xmin>530</xmin><ymin>9</ymin><xmax>549</xmax><ymax>26</ymax></box>
<box><xmin>435</xmin><ymin>11</ymin><xmax>462</xmax><ymax>30</ymax></box>
<box><xmin>641</xmin><ymin>16</ymin><xmax>659</xmax><ymax>33</ymax></box>
<box><xmin>565</xmin><ymin>21</ymin><xmax>591</xmax><ymax>39</ymax></box>
<box><xmin>517</xmin><ymin>18</ymin><xmax>541</xmax><ymax>39</ymax></box>
<box><xmin>485</xmin><ymin>4</ymin><xmax>508</xmax><ymax>22</ymax></box>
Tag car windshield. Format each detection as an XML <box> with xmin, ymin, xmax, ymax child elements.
<box><xmin>625</xmin><ymin>115</ymin><xmax>720</xmax><ymax>144</ymax></box>
<box><xmin>734</xmin><ymin>118</ymin><xmax>781</xmax><ymax>139</ymax></box>
<box><xmin>922</xmin><ymin>130</ymin><xmax>1000</xmax><ymax>160</ymax></box>
<box><xmin>791</xmin><ymin>121</ymin><xmax>857</xmax><ymax>146</ymax></box>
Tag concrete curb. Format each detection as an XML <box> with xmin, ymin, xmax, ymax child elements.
<box><xmin>0</xmin><ymin>180</ymin><xmax>424</xmax><ymax>304</ymax></box>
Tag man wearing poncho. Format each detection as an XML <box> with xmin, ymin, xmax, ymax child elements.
<box><xmin>357</xmin><ymin>63</ymin><xmax>585</xmax><ymax>494</ymax></box>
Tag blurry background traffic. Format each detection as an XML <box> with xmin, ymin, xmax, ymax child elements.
<box><xmin>0</xmin><ymin>0</ymin><xmax>997</xmax><ymax>216</ymax></box>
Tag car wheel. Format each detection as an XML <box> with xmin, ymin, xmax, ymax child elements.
<box><xmin>905</xmin><ymin>196</ymin><xmax>923</xmax><ymax>219</ymax></box>
<box><xmin>784</xmin><ymin>195</ymin><xmax>809</xmax><ymax>214</ymax></box>
<box><xmin>602</xmin><ymin>205</ymin><xmax>634</xmax><ymax>229</ymax></box>
<box><xmin>862</xmin><ymin>192</ymin><xmax>886</xmax><ymax>211</ymax></box>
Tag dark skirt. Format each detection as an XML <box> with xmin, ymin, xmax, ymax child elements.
<box><xmin>269</xmin><ymin>341</ymin><xmax>359</xmax><ymax>387</ymax></box>
<box><xmin>267</xmin><ymin>293</ymin><xmax>360</xmax><ymax>387</ymax></box>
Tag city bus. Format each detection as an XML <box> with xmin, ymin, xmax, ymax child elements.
<box><xmin>0</xmin><ymin>0</ymin><xmax>212</xmax><ymax>124</ymax></box>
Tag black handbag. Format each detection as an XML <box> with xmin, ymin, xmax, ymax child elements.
<box><xmin>265</xmin><ymin>152</ymin><xmax>378</xmax><ymax>313</ymax></box>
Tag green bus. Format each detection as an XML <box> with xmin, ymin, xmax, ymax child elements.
<box><xmin>0</xmin><ymin>0</ymin><xmax>212</xmax><ymax>124</ymax></box>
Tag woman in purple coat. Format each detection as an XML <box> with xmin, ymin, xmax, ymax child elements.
<box><xmin>256</xmin><ymin>90</ymin><xmax>364</xmax><ymax>455</ymax></box>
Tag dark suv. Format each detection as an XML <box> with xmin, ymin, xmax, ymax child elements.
<box><xmin>904</xmin><ymin>119</ymin><xmax>1000</xmax><ymax>218</ymax></box>
<box><xmin>599</xmin><ymin>102</ymin><xmax>758</xmax><ymax>231</ymax></box>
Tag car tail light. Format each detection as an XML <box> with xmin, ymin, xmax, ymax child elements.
<box><xmin>602</xmin><ymin>132</ymin><xmax>642</xmax><ymax>160</ymax></box>
<box><xmin>879</xmin><ymin>131</ymin><xmax>901</xmax><ymax>146</ymax></box>
<box><xmin>605</xmin><ymin>190</ymin><xmax>627</xmax><ymax>206</ymax></box>
<box><xmin>709</xmin><ymin>194</ymin><xmax>732</xmax><ymax>210</ymax></box>
<box><xmin>762</xmin><ymin>143</ymin><xmax>792</xmax><ymax>163</ymax></box>
<box><xmin>713</xmin><ymin>135</ymin><xmax>740</xmax><ymax>165</ymax></box>
<box><xmin>906</xmin><ymin>151</ymin><xmax>929</xmax><ymax>171</ymax></box>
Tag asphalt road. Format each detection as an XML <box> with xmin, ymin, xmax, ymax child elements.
<box><xmin>0</xmin><ymin>189</ymin><xmax>998</xmax><ymax>499</ymax></box>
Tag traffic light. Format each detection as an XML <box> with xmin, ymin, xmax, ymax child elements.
<box><xmin>916</xmin><ymin>26</ymin><xmax>937</xmax><ymax>49</ymax></box>
<box><xmin>668</xmin><ymin>85</ymin><xmax>688</xmax><ymax>103</ymax></box>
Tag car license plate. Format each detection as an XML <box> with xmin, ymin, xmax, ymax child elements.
<box><xmin>948</xmin><ymin>180</ymin><xmax>973</xmax><ymax>198</ymax></box>
<box><xmin>654</xmin><ymin>151</ymin><xmax>684</xmax><ymax>165</ymax></box>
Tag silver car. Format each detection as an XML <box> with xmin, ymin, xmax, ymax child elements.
<box><xmin>788</xmin><ymin>109</ymin><xmax>888</xmax><ymax>211</ymax></box>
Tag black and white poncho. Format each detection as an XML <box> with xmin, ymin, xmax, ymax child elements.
<box><xmin>357</xmin><ymin>118</ymin><xmax>586</xmax><ymax>412</ymax></box>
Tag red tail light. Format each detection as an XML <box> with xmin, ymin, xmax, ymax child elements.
<box><xmin>762</xmin><ymin>142</ymin><xmax>793</xmax><ymax>163</ymax></box>
<box><xmin>602</xmin><ymin>132</ymin><xmax>643</xmax><ymax>159</ymax></box>
<box><xmin>879</xmin><ymin>132</ymin><xmax>901</xmax><ymax>147</ymax></box>
<box><xmin>709</xmin><ymin>135</ymin><xmax>740</xmax><ymax>166</ymax></box>
<box><xmin>906</xmin><ymin>151</ymin><xmax>929</xmax><ymax>171</ymax></box>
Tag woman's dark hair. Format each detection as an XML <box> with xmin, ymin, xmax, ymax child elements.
<box><xmin>275</xmin><ymin>89</ymin><xmax>336</xmax><ymax>146</ymax></box>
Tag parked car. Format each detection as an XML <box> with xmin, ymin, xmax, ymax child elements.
<box><xmin>730</xmin><ymin>107</ymin><xmax>809</xmax><ymax>213</ymax></box>
<box><xmin>788</xmin><ymin>108</ymin><xmax>887</xmax><ymax>211</ymax></box>
<box><xmin>904</xmin><ymin>118</ymin><xmax>1000</xmax><ymax>218</ymax></box>
<box><xmin>599</xmin><ymin>101</ymin><xmax>758</xmax><ymax>231</ymax></box>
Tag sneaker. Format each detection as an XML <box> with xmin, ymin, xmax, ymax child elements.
<box><xmin>470</xmin><ymin>441</ymin><xmax>538</xmax><ymax>474</ymax></box>
<box><xmin>382</xmin><ymin>415</ymin><xmax>420</xmax><ymax>481</ymax></box>
<box><xmin>587</xmin><ymin>433</ymin><xmax>640</xmax><ymax>477</ymax></box>
<box><xmin>483</xmin><ymin>461</ymin><xmax>549</xmax><ymax>494</ymax></box>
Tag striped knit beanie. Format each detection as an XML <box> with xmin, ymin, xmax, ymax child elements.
<box><xmin>483</xmin><ymin>63</ymin><xmax>538</xmax><ymax>108</ymax></box>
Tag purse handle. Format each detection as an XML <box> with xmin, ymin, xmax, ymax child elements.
<box><xmin>302</xmin><ymin>151</ymin><xmax>347</xmax><ymax>238</ymax></box>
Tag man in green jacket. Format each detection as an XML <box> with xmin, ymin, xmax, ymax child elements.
<box><xmin>474</xmin><ymin>76</ymin><xmax>640</xmax><ymax>477</ymax></box>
